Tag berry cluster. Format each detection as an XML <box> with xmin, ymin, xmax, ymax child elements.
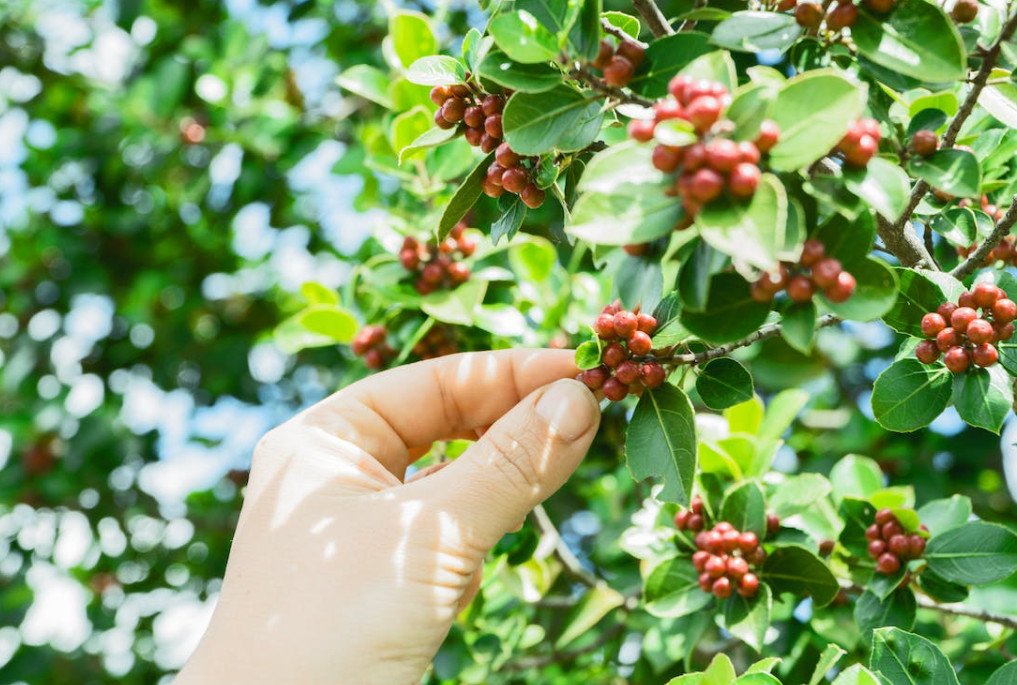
<box><xmin>750</xmin><ymin>239</ymin><xmax>857</xmax><ymax>304</ymax></box>
<box><xmin>692</xmin><ymin>522</ymin><xmax>766</xmax><ymax>599</ymax></box>
<box><xmin>788</xmin><ymin>0</ymin><xmax>896</xmax><ymax>29</ymax></box>
<box><xmin>915</xmin><ymin>283</ymin><xmax>1015</xmax><ymax>373</ymax></box>
<box><xmin>351</xmin><ymin>325</ymin><xmax>395</xmax><ymax>369</ymax></box>
<box><xmin>430</xmin><ymin>84</ymin><xmax>506</xmax><ymax>153</ymax></box>
<box><xmin>865</xmin><ymin>509</ymin><xmax>927</xmax><ymax>575</ymax></box>
<box><xmin>591</xmin><ymin>38</ymin><xmax>646</xmax><ymax>88</ymax></box>
<box><xmin>483</xmin><ymin>142</ymin><xmax>546</xmax><ymax>208</ymax></box>
<box><xmin>400</xmin><ymin>223</ymin><xmax>476</xmax><ymax>295</ymax></box>
<box><xmin>628</xmin><ymin>76</ymin><xmax>780</xmax><ymax>223</ymax></box>
<box><xmin>412</xmin><ymin>324</ymin><xmax>459</xmax><ymax>360</ymax></box>
<box><xmin>951</xmin><ymin>0</ymin><xmax>978</xmax><ymax>23</ymax></box>
<box><xmin>910</xmin><ymin>130</ymin><xmax>939</xmax><ymax>158</ymax></box>
<box><xmin>578</xmin><ymin>301</ymin><xmax>665</xmax><ymax>402</ymax></box>
<box><xmin>834</xmin><ymin>118</ymin><xmax>882</xmax><ymax>167</ymax></box>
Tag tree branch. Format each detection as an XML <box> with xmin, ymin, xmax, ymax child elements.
<box><xmin>950</xmin><ymin>196</ymin><xmax>1017</xmax><ymax>279</ymax></box>
<box><xmin>600</xmin><ymin>18</ymin><xmax>648</xmax><ymax>47</ymax></box>
<box><xmin>531</xmin><ymin>504</ymin><xmax>601</xmax><ymax>589</ymax></box>
<box><xmin>665</xmin><ymin>314</ymin><xmax>841</xmax><ymax>365</ymax></box>
<box><xmin>632</xmin><ymin>0</ymin><xmax>674</xmax><ymax>36</ymax></box>
<box><xmin>891</xmin><ymin>9</ymin><xmax>1017</xmax><ymax>240</ymax></box>
<box><xmin>914</xmin><ymin>593</ymin><xmax>1017</xmax><ymax>630</ymax></box>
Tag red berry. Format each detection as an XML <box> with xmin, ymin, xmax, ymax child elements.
<box><xmin>692</xmin><ymin>550</ymin><xmax>711</xmax><ymax>571</ymax></box>
<box><xmin>613</xmin><ymin>311</ymin><xmax>638</xmax><ymax>338</ymax></box>
<box><xmin>825</xmin><ymin>271</ymin><xmax>857</xmax><ymax>304</ymax></box>
<box><xmin>690</xmin><ymin>495</ymin><xmax>703</xmax><ymax>514</ymax></box>
<box><xmin>911</xmin><ymin>129</ymin><xmax>939</xmax><ymax>157</ymax></box>
<box><xmin>958</xmin><ymin>291</ymin><xmax>977</xmax><ymax>309</ymax></box>
<box><xmin>617</xmin><ymin>41</ymin><xmax>646</xmax><ymax>68</ymax></box>
<box><xmin>615</xmin><ymin>360</ymin><xmax>640</xmax><ymax>384</ymax></box>
<box><xmin>628</xmin><ymin>119</ymin><xmax>656</xmax><ymax>142</ymax></box>
<box><xmin>687</xmin><ymin>514</ymin><xmax>704</xmax><ymax>531</ymax></box>
<box><xmin>748</xmin><ymin>547</ymin><xmax>767</xmax><ymax>565</ymax></box>
<box><xmin>441</xmin><ymin>98</ymin><xmax>466</xmax><ymax>123</ymax></box>
<box><xmin>877</xmin><ymin>553</ymin><xmax>901</xmax><ymax>574</ymax></box>
<box><xmin>973</xmin><ymin>343</ymin><xmax>998</xmax><ymax>367</ymax></box>
<box><xmin>875</xmin><ymin>509</ymin><xmax>895</xmax><ymax>526</ymax></box>
<box><xmin>686</xmin><ymin>96</ymin><xmax>723</xmax><ymax>133</ymax></box>
<box><xmin>687</xmin><ymin>168</ymin><xmax>725</xmax><ymax>203</ymax></box>
<box><xmin>915</xmin><ymin>339</ymin><xmax>941</xmax><ymax>364</ymax></box>
<box><xmin>479</xmin><ymin>134</ymin><xmax>499</xmax><ymax>153</ymax></box>
<box><xmin>936</xmin><ymin>327</ymin><xmax>959</xmax><ymax>352</ymax></box>
<box><xmin>997</xmin><ymin>322</ymin><xmax>1015</xmax><ymax>341</ymax></box>
<box><xmin>422</xmin><ymin>262</ymin><xmax>444</xmax><ymax>285</ymax></box>
<box><xmin>652</xmin><ymin>145</ymin><xmax>683</xmax><ymax>173</ymax></box>
<box><xmin>400</xmin><ymin>248</ymin><xmax>420</xmax><ymax>271</ymax></box>
<box><xmin>594</xmin><ymin>313</ymin><xmax>617</xmax><ymax>339</ymax></box>
<box><xmin>715</xmin><ymin>522</ymin><xmax>734</xmax><ymax>533</ymax></box>
<box><xmin>496</xmin><ymin>143</ymin><xmax>520</xmax><ymax>168</ymax></box>
<box><xmin>447</xmin><ymin>262</ymin><xmax>470</xmax><ymax>284</ymax></box>
<box><xmin>602</xmin><ymin>55</ymin><xmax>635</xmax><ymax>87</ymax></box>
<box><xmin>937</xmin><ymin>302</ymin><xmax>958</xmax><ymax>320</ymax></box>
<box><xmin>706</xmin><ymin>139</ymin><xmax>741</xmax><ymax>173</ymax></box>
<box><xmin>674</xmin><ymin>508</ymin><xmax>691</xmax><ymax>529</ymax></box>
<box><xmin>429</xmin><ymin>85</ymin><xmax>451</xmax><ymax>105</ymax></box>
<box><xmin>993</xmin><ymin>298</ymin><xmax>1017</xmax><ymax>323</ymax></box>
<box><xmin>843</xmin><ymin>134</ymin><xmax>877</xmax><ymax>167</ymax></box>
<box><xmin>921</xmin><ymin>312</ymin><xmax>947</xmax><ymax>337</ymax></box>
<box><xmin>705</xmin><ymin>555</ymin><xmax>727</xmax><ymax>578</ymax></box>
<box><xmin>636</xmin><ymin>313</ymin><xmax>657</xmax><ymax>334</ymax></box>
<box><xmin>703</xmin><ymin>530</ymin><xmax>724</xmax><ymax>553</ymax></box>
<box><xmin>712</xmin><ymin>576</ymin><xmax>733</xmax><ymax>598</ymax></box>
<box><xmin>627</xmin><ymin>330</ymin><xmax>653</xmax><ymax>355</ymax></box>
<box><xmin>951</xmin><ymin>0</ymin><xmax>978</xmax><ymax>23</ymax></box>
<box><xmin>966</xmin><ymin>318</ymin><xmax>994</xmax><ymax>344</ymax></box>
<box><xmin>593</xmin><ymin>40</ymin><xmax>613</xmax><ymax>69</ymax></box>
<box><xmin>812</xmin><ymin>258</ymin><xmax>843</xmax><ymax>288</ymax></box>
<box><xmin>738</xmin><ymin>573</ymin><xmax>760</xmax><ymax>597</ymax></box>
<box><xmin>668</xmin><ymin>75</ymin><xmax>692</xmax><ymax>102</ymax></box>
<box><xmin>951</xmin><ymin>306</ymin><xmax>977</xmax><ymax>332</ymax></box>
<box><xmin>363</xmin><ymin>348</ymin><xmax>385</xmax><ymax>369</ymax></box>
<box><xmin>943</xmin><ymin>346</ymin><xmax>968</xmax><ymax>373</ymax></box>
<box><xmin>722</xmin><ymin>529</ymin><xmax>741</xmax><ymax>552</ymax></box>
<box><xmin>738</xmin><ymin>532</ymin><xmax>759</xmax><ymax>553</ymax></box>
<box><xmin>787</xmin><ymin>275</ymin><xmax>815</xmax><ymax>303</ymax></box>
<box><xmin>501</xmin><ymin>168</ymin><xmax>528</xmax><ymax>194</ymax></box>
<box><xmin>864</xmin><ymin>0</ymin><xmax>896</xmax><ymax>12</ymax></box>
<box><xmin>728</xmin><ymin>557</ymin><xmax>749</xmax><ymax>578</ymax></box>
<box><xmin>581</xmin><ymin>366</ymin><xmax>610</xmax><ymax>390</ymax></box>
<box><xmin>908</xmin><ymin>535</ymin><xmax>926</xmax><ymax>558</ymax></box>
<box><xmin>481</xmin><ymin>95</ymin><xmax>504</xmax><ymax>116</ymax></box>
<box><xmin>766</xmin><ymin>514</ymin><xmax>780</xmax><ymax>535</ymax></box>
<box><xmin>973</xmin><ymin>282</ymin><xmax>1001</xmax><ymax>309</ymax></box>
<box><xmin>888</xmin><ymin>534</ymin><xmax>910</xmax><ymax>557</ymax></box>
<box><xmin>682</xmin><ymin>143</ymin><xmax>707</xmax><ymax>172</ymax></box>
<box><xmin>602</xmin><ymin>377</ymin><xmax>629</xmax><ymax>401</ymax></box>
<box><xmin>754</xmin><ymin>120</ymin><xmax>780</xmax><ymax>153</ymax></box>
<box><xmin>868</xmin><ymin>539</ymin><xmax>887</xmax><ymax>559</ymax></box>
<box><xmin>463</xmin><ymin>105</ymin><xmax>485</xmax><ymax>128</ymax></box>
<box><xmin>795</xmin><ymin>2</ymin><xmax>824</xmax><ymax>27</ymax></box>
<box><xmin>484</xmin><ymin>114</ymin><xmax>503</xmax><ymax>138</ymax></box>
<box><xmin>729</xmin><ymin>163</ymin><xmax>761</xmax><ymax>199</ymax></box>
<box><xmin>866</xmin><ymin>524</ymin><xmax>882</xmax><ymax>540</ymax></box>
<box><xmin>737</xmin><ymin>141</ymin><xmax>761</xmax><ymax>165</ymax></box>
<box><xmin>602</xmin><ymin>342</ymin><xmax>628</xmax><ymax>368</ymax></box>
<box><xmin>800</xmin><ymin>239</ymin><xmax>825</xmax><ymax>267</ymax></box>
<box><xmin>640</xmin><ymin>362</ymin><xmax>666</xmax><ymax>389</ymax></box>
<box><xmin>464</xmin><ymin>126</ymin><xmax>484</xmax><ymax>145</ymax></box>
<box><xmin>826</xmin><ymin>1</ymin><xmax>858</xmax><ymax>30</ymax></box>
<box><xmin>654</xmin><ymin>98</ymin><xmax>685</xmax><ymax>121</ymax></box>
<box><xmin>882</xmin><ymin>521</ymin><xmax>903</xmax><ymax>539</ymax></box>
<box><xmin>520</xmin><ymin>184</ymin><xmax>545</xmax><ymax>209</ymax></box>
<box><xmin>699</xmin><ymin>572</ymin><xmax>713</xmax><ymax>592</ymax></box>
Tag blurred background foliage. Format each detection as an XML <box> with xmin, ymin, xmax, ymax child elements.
<box><xmin>0</xmin><ymin>0</ymin><xmax>1015</xmax><ymax>683</ymax></box>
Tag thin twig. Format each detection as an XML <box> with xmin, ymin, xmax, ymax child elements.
<box><xmin>632</xmin><ymin>0</ymin><xmax>674</xmax><ymax>36</ymax></box>
<box><xmin>915</xmin><ymin>594</ymin><xmax>1017</xmax><ymax>630</ymax></box>
<box><xmin>665</xmin><ymin>314</ymin><xmax>841</xmax><ymax>365</ymax></box>
<box><xmin>531</xmin><ymin>504</ymin><xmax>601</xmax><ymax>588</ymax></box>
<box><xmin>950</xmin><ymin>196</ymin><xmax>1017</xmax><ymax>279</ymax></box>
<box><xmin>600</xmin><ymin>18</ymin><xmax>648</xmax><ymax>47</ymax></box>
<box><xmin>891</xmin><ymin>9</ymin><xmax>1017</xmax><ymax>240</ymax></box>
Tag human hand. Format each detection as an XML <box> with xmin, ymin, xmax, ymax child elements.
<box><xmin>176</xmin><ymin>349</ymin><xmax>601</xmax><ymax>684</ymax></box>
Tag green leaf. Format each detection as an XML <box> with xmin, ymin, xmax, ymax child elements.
<box><xmin>781</xmin><ymin>300</ymin><xmax>816</xmax><ymax>353</ymax></box>
<box><xmin>398</xmin><ymin>125</ymin><xmax>460</xmax><ymax>163</ymax></box>
<box><xmin>869</xmin><ymin>627</ymin><xmax>960</xmax><ymax>685</ymax></box>
<box><xmin>488</xmin><ymin>11</ymin><xmax>559</xmax><ymax>64</ymax></box>
<box><xmin>854</xmin><ymin>588</ymin><xmax>916</xmax><ymax>634</ymax></box>
<box><xmin>843</xmin><ymin>157</ymin><xmax>910</xmax><ymax>223</ymax></box>
<box><xmin>915</xmin><ymin>569</ymin><xmax>968</xmax><ymax>603</ymax></box>
<box><xmin>503</xmin><ymin>85</ymin><xmax>604</xmax><ymax>155</ymax></box>
<box><xmin>925</xmin><ymin>521</ymin><xmax>1017</xmax><ymax>585</ymax></box>
<box><xmin>405</xmin><ymin>56</ymin><xmax>466</xmax><ymax>86</ymax></box>
<box><xmin>724</xmin><ymin>584</ymin><xmax>771</xmax><ymax>652</ymax></box>
<box><xmin>569</xmin><ymin>0</ymin><xmax>602</xmax><ymax>61</ymax></box>
<box><xmin>930</xmin><ymin>207</ymin><xmax>979</xmax><ymax>247</ymax></box>
<box><xmin>420</xmin><ymin>280</ymin><xmax>487</xmax><ymax>325</ymax></box>
<box><xmin>680</xmin><ymin>50</ymin><xmax>738</xmax><ymax>92</ymax></box>
<box><xmin>644</xmin><ymin>556</ymin><xmax>714</xmax><ymax>618</ymax></box>
<box><xmin>509</xmin><ymin>238</ymin><xmax>557</xmax><ymax>281</ymax></box>
<box><xmin>390</xmin><ymin>106</ymin><xmax>435</xmax><ymax>159</ymax></box>
<box><xmin>719</xmin><ymin>480</ymin><xmax>767</xmax><ymax>537</ymax></box>
<box><xmin>491</xmin><ymin>196</ymin><xmax>527</xmax><ymax>245</ymax></box>
<box><xmin>297</xmin><ymin>304</ymin><xmax>358</xmax><ymax>342</ymax></box>
<box><xmin>987</xmin><ymin>661</ymin><xmax>1017</xmax><ymax>685</ymax></box>
<box><xmin>917</xmin><ymin>495</ymin><xmax>972</xmax><ymax>536</ymax></box>
<box><xmin>629</xmin><ymin>32</ymin><xmax>714</xmax><ymax>97</ymax></box>
<box><xmin>300</xmin><ymin>281</ymin><xmax>339</xmax><ymax>306</ymax></box>
<box><xmin>626</xmin><ymin>383</ymin><xmax>698</xmax><ymax>505</ymax></box>
<box><xmin>389</xmin><ymin>10</ymin><xmax>438</xmax><ymax>69</ymax></box>
<box><xmin>882</xmin><ymin>268</ymin><xmax>962</xmax><ymax>336</ymax></box>
<box><xmin>809</xmin><ymin>644</ymin><xmax>847</xmax><ymax>685</ymax></box>
<box><xmin>770</xmin><ymin>473</ymin><xmax>833</xmax><ymax>518</ymax></box>
<box><xmin>745</xmin><ymin>658</ymin><xmax>781</xmax><ymax>675</ymax></box>
<box><xmin>762</xmin><ymin>545</ymin><xmax>839</xmax><ymax>607</ymax></box>
<box><xmin>601</xmin><ymin>11</ymin><xmax>640</xmax><ymax>39</ymax></box>
<box><xmin>852</xmin><ymin>0</ymin><xmax>966</xmax><ymax>83</ymax></box>
<box><xmin>568</xmin><ymin>186</ymin><xmax>680</xmax><ymax>245</ymax></box>
<box><xmin>980</xmin><ymin>81</ymin><xmax>1017</xmax><ymax>129</ymax></box>
<box><xmin>696</xmin><ymin>358</ymin><xmax>755</xmax><ymax>411</ymax></box>
<box><xmin>654</xmin><ymin>118</ymin><xmax>699</xmax><ymax>148</ymax></box>
<box><xmin>695</xmin><ymin>174</ymin><xmax>788</xmax><ymax>275</ymax></box>
<box><xmin>768</xmin><ymin>70</ymin><xmax>866</xmax><ymax>172</ymax></box>
<box><xmin>703</xmin><ymin>653</ymin><xmax>738</xmax><ymax>685</ymax></box>
<box><xmin>680</xmin><ymin>273</ymin><xmax>771</xmax><ymax>344</ymax></box>
<box><xmin>869</xmin><ymin>565</ymin><xmax>908</xmax><ymax>601</ymax></box>
<box><xmin>477</xmin><ymin>51</ymin><xmax>562</xmax><ymax>93</ymax></box>
<box><xmin>555</xmin><ymin>583</ymin><xmax>624</xmax><ymax>648</ymax></box>
<box><xmin>336</xmin><ymin>65</ymin><xmax>394</xmax><ymax>108</ymax></box>
<box><xmin>951</xmin><ymin>364</ymin><xmax>1013</xmax><ymax>434</ymax></box>
<box><xmin>906</xmin><ymin>149</ymin><xmax>981</xmax><ymax>198</ymax></box>
<box><xmin>438</xmin><ymin>152</ymin><xmax>495</xmax><ymax>240</ymax></box>
<box><xmin>871</xmin><ymin>359</ymin><xmax>952</xmax><ymax>432</ymax></box>
<box><xmin>831</xmin><ymin>665</ymin><xmax>881</xmax><ymax>685</ymax></box>
<box><xmin>574</xmin><ymin>340</ymin><xmax>601</xmax><ymax>370</ymax></box>
<box><xmin>830</xmin><ymin>455</ymin><xmax>883</xmax><ymax>501</ymax></box>
<box><xmin>461</xmin><ymin>27</ymin><xmax>493</xmax><ymax>72</ymax></box>
<box><xmin>820</xmin><ymin>256</ymin><xmax>898</xmax><ymax>322</ymax></box>
<box><xmin>711</xmin><ymin>12</ymin><xmax>802</xmax><ymax>54</ymax></box>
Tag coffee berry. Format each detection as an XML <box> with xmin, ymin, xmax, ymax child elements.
<box><xmin>686</xmin><ymin>514</ymin><xmax>766</xmax><ymax>599</ymax></box>
<box><xmin>400</xmin><ymin>222</ymin><xmax>476</xmax><ymax>295</ymax></box>
<box><xmin>579</xmin><ymin>301</ymin><xmax>665</xmax><ymax>402</ymax></box>
<box><xmin>750</xmin><ymin>238</ymin><xmax>857</xmax><ymax>304</ymax></box>
<box><xmin>915</xmin><ymin>283</ymin><xmax>1015</xmax><ymax>372</ymax></box>
<box><xmin>834</xmin><ymin>118</ymin><xmax>882</xmax><ymax>167</ymax></box>
<box><xmin>865</xmin><ymin>508</ymin><xmax>927</xmax><ymax>574</ymax></box>
<box><xmin>910</xmin><ymin>129</ymin><xmax>939</xmax><ymax>158</ymax></box>
<box><xmin>430</xmin><ymin>83</ymin><xmax>506</xmax><ymax>154</ymax></box>
<box><xmin>351</xmin><ymin>325</ymin><xmax>395</xmax><ymax>369</ymax></box>
<box><xmin>483</xmin><ymin>142</ymin><xmax>546</xmax><ymax>208</ymax></box>
<box><xmin>591</xmin><ymin>38</ymin><xmax>646</xmax><ymax>88</ymax></box>
<box><xmin>951</xmin><ymin>0</ymin><xmax>978</xmax><ymax>23</ymax></box>
<box><xmin>412</xmin><ymin>324</ymin><xmax>459</xmax><ymax>360</ymax></box>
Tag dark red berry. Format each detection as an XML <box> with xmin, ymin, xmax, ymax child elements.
<box><xmin>800</xmin><ymin>239</ymin><xmax>825</xmax><ymax>267</ymax></box>
<box><xmin>729</xmin><ymin>163</ymin><xmax>761</xmax><ymax>199</ymax></box>
<box><xmin>877</xmin><ymin>553</ymin><xmax>901</xmax><ymax>574</ymax></box>
<box><xmin>602</xmin><ymin>377</ymin><xmax>628</xmax><ymax>401</ymax></box>
<box><xmin>484</xmin><ymin>114</ymin><xmax>503</xmax><ymax>138</ymax></box>
<box><xmin>868</xmin><ymin>539</ymin><xmax>886</xmax><ymax>558</ymax></box>
<box><xmin>738</xmin><ymin>532</ymin><xmax>759</xmax><ymax>553</ymax></box>
<box><xmin>496</xmin><ymin>142</ymin><xmax>520</xmax><ymax>168</ymax></box>
<box><xmin>502</xmin><ymin>168</ymin><xmax>528</xmax><ymax>194</ymax></box>
<box><xmin>615</xmin><ymin>360</ymin><xmax>640</xmax><ymax>385</ymax></box>
<box><xmin>921</xmin><ymin>312</ymin><xmax>947</xmax><ymax>337</ymax></box>
<box><xmin>973</xmin><ymin>343</ymin><xmax>998</xmax><ymax>367</ymax></box>
<box><xmin>441</xmin><ymin>98</ymin><xmax>466</xmax><ymax>123</ymax></box>
<box><xmin>692</xmin><ymin>550</ymin><xmax>711</xmax><ymax>571</ymax></box>
<box><xmin>616</xmin><ymin>41</ymin><xmax>646</xmax><ymax>67</ymax></box>
<box><xmin>966</xmin><ymin>318</ymin><xmax>994</xmax><ymax>344</ymax></box>
<box><xmin>712</xmin><ymin>576</ymin><xmax>733</xmax><ymax>598</ymax></box>
<box><xmin>706</xmin><ymin>139</ymin><xmax>740</xmax><ymax>172</ymax></box>
<box><xmin>951</xmin><ymin>0</ymin><xmax>977</xmax><ymax>23</ymax></box>
<box><xmin>738</xmin><ymin>573</ymin><xmax>759</xmax><ymax>597</ymax></box>
<box><xmin>936</xmin><ymin>327</ymin><xmax>959</xmax><ymax>352</ymax></box>
<box><xmin>686</xmin><ymin>96</ymin><xmax>723</xmax><ymax>133</ymax></box>
<box><xmin>812</xmin><ymin>258</ymin><xmax>843</xmax><ymax>289</ymax></box>
<box><xmin>628</xmin><ymin>119</ymin><xmax>656</xmax><ymax>142</ymax></box>
<box><xmin>826</xmin><ymin>1</ymin><xmax>858</xmax><ymax>30</ymax></box>
<box><xmin>640</xmin><ymin>362</ymin><xmax>666</xmax><ymax>389</ymax></box>
<box><xmin>911</xmin><ymin>129</ymin><xmax>939</xmax><ymax>157</ymax></box>
<box><xmin>993</xmin><ymin>298</ymin><xmax>1017</xmax><ymax>323</ymax></box>
<box><xmin>908</xmin><ymin>535</ymin><xmax>926</xmax><ymax>558</ymax></box>
<box><xmin>705</xmin><ymin>555</ymin><xmax>727</xmax><ymax>578</ymax></box>
<box><xmin>581</xmin><ymin>366</ymin><xmax>610</xmax><ymax>390</ymax></box>
<box><xmin>652</xmin><ymin>145</ymin><xmax>683</xmax><ymax>173</ymax></box>
<box><xmin>481</xmin><ymin>95</ymin><xmax>503</xmax><ymax>116</ymax></box>
<box><xmin>755</xmin><ymin>120</ymin><xmax>780</xmax><ymax>153</ymax></box>
<box><xmin>520</xmin><ymin>184</ymin><xmax>545</xmax><ymax>209</ymax></box>
<box><xmin>787</xmin><ymin>275</ymin><xmax>815</xmax><ymax>303</ymax></box>
<box><xmin>865</xmin><ymin>523</ymin><xmax>882</xmax><ymax>540</ymax></box>
<box><xmin>937</xmin><ymin>302</ymin><xmax>958</xmax><ymax>320</ymax></box>
<box><xmin>603</xmin><ymin>55</ymin><xmax>635</xmax><ymax>87</ymax></box>
<box><xmin>687</xmin><ymin>168</ymin><xmax>725</xmax><ymax>203</ymax></box>
<box><xmin>951</xmin><ymin>306</ymin><xmax>977</xmax><ymax>332</ymax></box>
<box><xmin>727</xmin><ymin>557</ymin><xmax>749</xmax><ymax>578</ymax></box>
<box><xmin>795</xmin><ymin>2</ymin><xmax>824</xmax><ymax>27</ymax></box>
<box><xmin>766</xmin><ymin>514</ymin><xmax>780</xmax><ymax>535</ymax></box>
<box><xmin>602</xmin><ymin>342</ymin><xmax>628</xmax><ymax>368</ymax></box>
<box><xmin>915</xmin><ymin>340</ymin><xmax>941</xmax><ymax>364</ymax></box>
<box><xmin>636</xmin><ymin>313</ymin><xmax>657</xmax><ymax>334</ymax></box>
<box><xmin>593</xmin><ymin>40</ymin><xmax>613</xmax><ymax>69</ymax></box>
<box><xmin>627</xmin><ymin>331</ymin><xmax>653</xmax><ymax>356</ymax></box>
<box><xmin>882</xmin><ymin>521</ymin><xmax>903</xmax><ymax>539</ymax></box>
<box><xmin>888</xmin><ymin>534</ymin><xmax>910</xmax><ymax>556</ymax></box>
<box><xmin>875</xmin><ymin>509</ymin><xmax>895</xmax><ymax>526</ymax></box>
<box><xmin>613</xmin><ymin>311</ymin><xmax>638</xmax><ymax>338</ymax></box>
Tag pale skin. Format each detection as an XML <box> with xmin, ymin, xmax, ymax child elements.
<box><xmin>176</xmin><ymin>349</ymin><xmax>601</xmax><ymax>684</ymax></box>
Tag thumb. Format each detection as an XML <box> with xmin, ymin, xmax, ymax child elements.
<box><xmin>421</xmin><ymin>378</ymin><xmax>601</xmax><ymax>550</ymax></box>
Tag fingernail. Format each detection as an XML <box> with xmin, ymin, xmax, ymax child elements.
<box><xmin>535</xmin><ymin>379</ymin><xmax>601</xmax><ymax>441</ymax></box>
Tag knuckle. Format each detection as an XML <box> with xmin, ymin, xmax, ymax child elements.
<box><xmin>484</xmin><ymin>428</ymin><xmax>541</xmax><ymax>494</ymax></box>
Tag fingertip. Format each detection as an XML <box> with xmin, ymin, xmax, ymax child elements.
<box><xmin>534</xmin><ymin>378</ymin><xmax>601</xmax><ymax>442</ymax></box>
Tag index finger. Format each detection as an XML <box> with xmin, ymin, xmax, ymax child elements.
<box><xmin>299</xmin><ymin>348</ymin><xmax>580</xmax><ymax>479</ymax></box>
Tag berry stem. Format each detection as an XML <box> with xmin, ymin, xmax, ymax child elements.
<box><xmin>599</xmin><ymin>18</ymin><xmax>648</xmax><ymax>47</ymax></box>
<box><xmin>951</xmin><ymin>196</ymin><xmax>1017</xmax><ymax>280</ymax></box>
<box><xmin>631</xmin><ymin>0</ymin><xmax>675</xmax><ymax>36</ymax></box>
